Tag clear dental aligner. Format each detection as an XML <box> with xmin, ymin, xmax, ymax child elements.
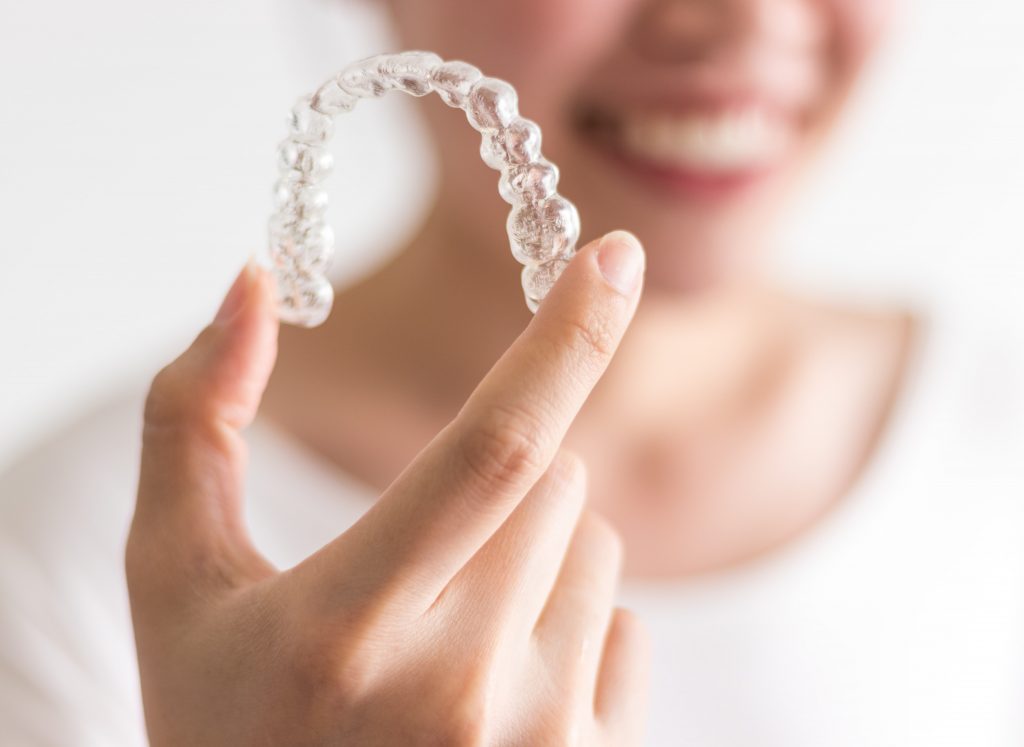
<box><xmin>269</xmin><ymin>50</ymin><xmax>581</xmax><ymax>328</ymax></box>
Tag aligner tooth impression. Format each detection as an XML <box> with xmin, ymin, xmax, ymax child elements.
<box><xmin>268</xmin><ymin>50</ymin><xmax>581</xmax><ymax>327</ymax></box>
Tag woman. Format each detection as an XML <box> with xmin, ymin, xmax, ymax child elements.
<box><xmin>1</xmin><ymin>0</ymin><xmax>1021</xmax><ymax>744</ymax></box>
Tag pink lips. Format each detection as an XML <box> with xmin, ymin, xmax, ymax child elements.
<box><xmin>592</xmin><ymin>137</ymin><xmax>778</xmax><ymax>200</ymax></box>
<box><xmin>573</xmin><ymin>101</ymin><xmax>794</xmax><ymax>201</ymax></box>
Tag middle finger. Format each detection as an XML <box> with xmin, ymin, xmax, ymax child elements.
<box><xmin>432</xmin><ymin>449</ymin><xmax>589</xmax><ymax>639</ymax></box>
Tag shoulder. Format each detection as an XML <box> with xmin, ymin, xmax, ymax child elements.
<box><xmin>915</xmin><ymin>302</ymin><xmax>1024</xmax><ymax>454</ymax></box>
<box><xmin>795</xmin><ymin>291</ymin><xmax>1024</xmax><ymax>446</ymax></box>
<box><xmin>0</xmin><ymin>383</ymin><xmax>148</xmax><ymax>559</ymax></box>
<box><xmin>0</xmin><ymin>383</ymin><xmax>150</xmax><ymax>744</ymax></box>
<box><xmin>873</xmin><ymin>300</ymin><xmax>1024</xmax><ymax>562</ymax></box>
<box><xmin>787</xmin><ymin>290</ymin><xmax>1023</xmax><ymax>492</ymax></box>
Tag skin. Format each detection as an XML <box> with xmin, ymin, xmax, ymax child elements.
<box><xmin>127</xmin><ymin>0</ymin><xmax>913</xmax><ymax>742</ymax></box>
<box><xmin>129</xmin><ymin>238</ymin><xmax>650</xmax><ymax>744</ymax></box>
<box><xmin>264</xmin><ymin>0</ymin><xmax>910</xmax><ymax>576</ymax></box>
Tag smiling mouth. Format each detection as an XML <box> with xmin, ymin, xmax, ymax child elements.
<box><xmin>573</xmin><ymin>103</ymin><xmax>797</xmax><ymax>196</ymax></box>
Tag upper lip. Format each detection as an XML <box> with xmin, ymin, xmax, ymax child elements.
<box><xmin>572</xmin><ymin>95</ymin><xmax>794</xmax><ymax>137</ymax></box>
<box><xmin>573</xmin><ymin>54</ymin><xmax>818</xmax><ymax>124</ymax></box>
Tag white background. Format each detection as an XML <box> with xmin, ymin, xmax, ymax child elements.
<box><xmin>1</xmin><ymin>0</ymin><xmax>1022</xmax><ymax>470</ymax></box>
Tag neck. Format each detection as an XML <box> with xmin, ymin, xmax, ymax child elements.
<box><xmin>307</xmin><ymin>194</ymin><xmax>783</xmax><ymax>418</ymax></box>
<box><xmin>317</xmin><ymin>197</ymin><xmax>530</xmax><ymax>404</ymax></box>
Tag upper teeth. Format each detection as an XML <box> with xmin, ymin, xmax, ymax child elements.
<box><xmin>620</xmin><ymin>109</ymin><xmax>791</xmax><ymax>172</ymax></box>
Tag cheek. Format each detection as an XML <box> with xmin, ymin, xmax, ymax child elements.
<box><xmin>492</xmin><ymin>0</ymin><xmax>635</xmax><ymax>68</ymax></box>
<box><xmin>391</xmin><ymin>0</ymin><xmax>637</xmax><ymax>109</ymax></box>
<box><xmin>826</xmin><ymin>0</ymin><xmax>898</xmax><ymax>74</ymax></box>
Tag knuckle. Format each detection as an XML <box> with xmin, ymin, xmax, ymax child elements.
<box><xmin>441</xmin><ymin>667</ymin><xmax>493</xmax><ymax>746</ymax></box>
<box><xmin>144</xmin><ymin>366</ymin><xmax>198</xmax><ymax>435</ymax></box>
<box><xmin>561</xmin><ymin>309</ymin><xmax>619</xmax><ymax>369</ymax></box>
<box><xmin>441</xmin><ymin>700</ymin><xmax>489</xmax><ymax>747</ymax></box>
<box><xmin>142</xmin><ymin>327</ymin><xmax>220</xmax><ymax>431</ymax></box>
<box><xmin>290</xmin><ymin>625</ymin><xmax>377</xmax><ymax>710</ymax></box>
<box><xmin>547</xmin><ymin>716</ymin><xmax>585</xmax><ymax>747</ymax></box>
<box><xmin>578</xmin><ymin>511</ymin><xmax>624</xmax><ymax>576</ymax></box>
<box><xmin>548</xmin><ymin>449</ymin><xmax>588</xmax><ymax>492</ymax></box>
<box><xmin>286</xmin><ymin>585</ymin><xmax>416</xmax><ymax>713</ymax></box>
<box><xmin>458</xmin><ymin>404</ymin><xmax>551</xmax><ymax>496</ymax></box>
<box><xmin>533</xmin><ymin>449</ymin><xmax>588</xmax><ymax>515</ymax></box>
<box><xmin>143</xmin><ymin>364</ymin><xmax>183</xmax><ymax>429</ymax></box>
<box><xmin>612</xmin><ymin>607</ymin><xmax>650</xmax><ymax>654</ymax></box>
<box><xmin>523</xmin><ymin>716</ymin><xmax>580</xmax><ymax>747</ymax></box>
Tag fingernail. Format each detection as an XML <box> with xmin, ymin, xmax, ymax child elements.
<box><xmin>596</xmin><ymin>230</ymin><xmax>645</xmax><ymax>296</ymax></box>
<box><xmin>215</xmin><ymin>259</ymin><xmax>258</xmax><ymax>324</ymax></box>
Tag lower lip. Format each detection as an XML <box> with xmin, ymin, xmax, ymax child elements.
<box><xmin>581</xmin><ymin>131</ymin><xmax>780</xmax><ymax>201</ymax></box>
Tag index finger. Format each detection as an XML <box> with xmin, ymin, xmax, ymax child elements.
<box><xmin>328</xmin><ymin>231</ymin><xmax>644</xmax><ymax>603</ymax></box>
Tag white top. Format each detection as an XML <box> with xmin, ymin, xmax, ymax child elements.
<box><xmin>1</xmin><ymin>305</ymin><xmax>1022</xmax><ymax>746</ymax></box>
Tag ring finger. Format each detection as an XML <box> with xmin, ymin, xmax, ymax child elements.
<box><xmin>430</xmin><ymin>450</ymin><xmax>588</xmax><ymax>641</ymax></box>
<box><xmin>533</xmin><ymin>510</ymin><xmax>624</xmax><ymax>712</ymax></box>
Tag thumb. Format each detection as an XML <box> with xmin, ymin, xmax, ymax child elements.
<box><xmin>130</xmin><ymin>259</ymin><xmax>279</xmax><ymax>607</ymax></box>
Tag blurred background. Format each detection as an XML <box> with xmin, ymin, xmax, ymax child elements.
<box><xmin>1</xmin><ymin>0</ymin><xmax>1022</xmax><ymax>471</ymax></box>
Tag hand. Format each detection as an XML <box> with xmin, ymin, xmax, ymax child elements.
<box><xmin>126</xmin><ymin>231</ymin><xmax>650</xmax><ymax>745</ymax></box>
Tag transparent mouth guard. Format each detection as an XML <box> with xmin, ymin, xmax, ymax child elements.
<box><xmin>268</xmin><ymin>51</ymin><xmax>581</xmax><ymax>327</ymax></box>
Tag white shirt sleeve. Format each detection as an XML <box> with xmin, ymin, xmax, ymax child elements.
<box><xmin>0</xmin><ymin>393</ymin><xmax>149</xmax><ymax>746</ymax></box>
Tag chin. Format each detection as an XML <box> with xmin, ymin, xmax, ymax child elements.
<box><xmin>567</xmin><ymin>183</ymin><xmax>784</xmax><ymax>299</ymax></box>
<box><xmin>551</xmin><ymin>185</ymin><xmax>792</xmax><ymax>307</ymax></box>
<box><xmin>641</xmin><ymin>233</ymin><xmax>764</xmax><ymax>299</ymax></box>
<box><xmin>552</xmin><ymin>99</ymin><xmax>807</xmax><ymax>287</ymax></box>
